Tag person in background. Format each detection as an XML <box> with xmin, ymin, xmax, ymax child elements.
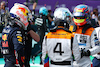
<box><xmin>69</xmin><ymin>4</ymin><xmax>100</xmax><ymax>67</ymax></box>
<box><xmin>98</xmin><ymin>15</ymin><xmax>100</xmax><ymax>26</ymax></box>
<box><xmin>0</xmin><ymin>1</ymin><xmax>9</xmax><ymax>17</ymax></box>
<box><xmin>47</xmin><ymin>10</ymin><xmax>53</xmax><ymax>29</ymax></box>
<box><xmin>34</xmin><ymin>6</ymin><xmax>49</xmax><ymax>64</ymax></box>
<box><xmin>42</xmin><ymin>7</ymin><xmax>81</xmax><ymax>67</ymax></box>
<box><xmin>32</xmin><ymin>0</ymin><xmax>38</xmax><ymax>15</ymax></box>
<box><xmin>0</xmin><ymin>1</ymin><xmax>7</xmax><ymax>14</ymax></box>
<box><xmin>0</xmin><ymin>1</ymin><xmax>9</xmax><ymax>26</ymax></box>
<box><xmin>92</xmin><ymin>15</ymin><xmax>100</xmax><ymax>67</ymax></box>
<box><xmin>90</xmin><ymin>8</ymin><xmax>99</xmax><ymax>27</ymax></box>
<box><xmin>91</xmin><ymin>8</ymin><xmax>99</xmax><ymax>22</ymax></box>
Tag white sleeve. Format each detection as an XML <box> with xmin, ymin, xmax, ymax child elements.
<box><xmin>42</xmin><ymin>36</ymin><xmax>47</xmax><ymax>64</ymax></box>
<box><xmin>89</xmin><ymin>30</ymin><xmax>100</xmax><ymax>55</ymax></box>
<box><xmin>73</xmin><ymin>35</ymin><xmax>81</xmax><ymax>61</ymax></box>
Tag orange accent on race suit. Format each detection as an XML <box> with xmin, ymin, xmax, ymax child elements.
<box><xmin>2</xmin><ymin>41</ymin><xmax>8</xmax><ymax>47</ymax></box>
<box><xmin>69</xmin><ymin>25</ymin><xmax>94</xmax><ymax>36</ymax></box>
<box><xmin>69</xmin><ymin>25</ymin><xmax>74</xmax><ymax>32</ymax></box>
<box><xmin>46</xmin><ymin>29</ymin><xmax>72</xmax><ymax>39</ymax></box>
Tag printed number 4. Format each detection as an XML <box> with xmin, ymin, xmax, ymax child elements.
<box><xmin>53</xmin><ymin>43</ymin><xmax>64</xmax><ymax>55</ymax></box>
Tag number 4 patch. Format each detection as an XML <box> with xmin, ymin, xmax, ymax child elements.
<box><xmin>53</xmin><ymin>43</ymin><xmax>64</xmax><ymax>55</ymax></box>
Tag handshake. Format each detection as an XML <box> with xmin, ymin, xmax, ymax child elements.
<box><xmin>81</xmin><ymin>48</ymin><xmax>91</xmax><ymax>58</ymax></box>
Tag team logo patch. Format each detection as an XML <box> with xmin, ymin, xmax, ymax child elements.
<box><xmin>17</xmin><ymin>36</ymin><xmax>22</xmax><ymax>42</ymax></box>
<box><xmin>79</xmin><ymin>43</ymin><xmax>86</xmax><ymax>46</ymax></box>
<box><xmin>2</xmin><ymin>41</ymin><xmax>8</xmax><ymax>47</ymax></box>
<box><xmin>2</xmin><ymin>34</ymin><xmax>7</xmax><ymax>41</ymax></box>
<box><xmin>79</xmin><ymin>35</ymin><xmax>87</xmax><ymax>43</ymax></box>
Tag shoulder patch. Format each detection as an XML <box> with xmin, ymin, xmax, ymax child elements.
<box><xmin>69</xmin><ymin>25</ymin><xmax>74</xmax><ymax>32</ymax></box>
<box><xmin>85</xmin><ymin>27</ymin><xmax>94</xmax><ymax>36</ymax></box>
<box><xmin>16</xmin><ymin>30</ymin><xmax>22</xmax><ymax>42</ymax></box>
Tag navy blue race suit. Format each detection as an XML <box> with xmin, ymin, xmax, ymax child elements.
<box><xmin>0</xmin><ymin>25</ymin><xmax>25</xmax><ymax>67</ymax></box>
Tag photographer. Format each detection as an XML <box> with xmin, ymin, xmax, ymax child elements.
<box><xmin>0</xmin><ymin>1</ymin><xmax>9</xmax><ymax>27</ymax></box>
<box><xmin>0</xmin><ymin>1</ymin><xmax>9</xmax><ymax>14</ymax></box>
<box><xmin>91</xmin><ymin>8</ymin><xmax>99</xmax><ymax>27</ymax></box>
